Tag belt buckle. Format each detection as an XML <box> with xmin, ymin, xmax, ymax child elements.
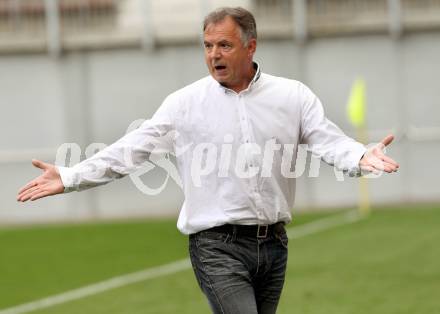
<box><xmin>257</xmin><ymin>224</ymin><xmax>268</xmax><ymax>238</ymax></box>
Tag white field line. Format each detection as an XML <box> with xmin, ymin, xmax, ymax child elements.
<box><xmin>287</xmin><ymin>210</ymin><xmax>363</xmax><ymax>239</ymax></box>
<box><xmin>0</xmin><ymin>259</ymin><xmax>191</xmax><ymax>314</ymax></box>
<box><xmin>0</xmin><ymin>210</ymin><xmax>363</xmax><ymax>314</ymax></box>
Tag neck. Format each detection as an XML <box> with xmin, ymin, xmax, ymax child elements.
<box><xmin>229</xmin><ymin>63</ymin><xmax>256</xmax><ymax>93</ymax></box>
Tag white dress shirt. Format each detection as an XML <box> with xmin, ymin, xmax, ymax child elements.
<box><xmin>58</xmin><ymin>63</ymin><xmax>366</xmax><ymax>234</ymax></box>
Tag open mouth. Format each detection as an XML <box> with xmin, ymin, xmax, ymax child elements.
<box><xmin>214</xmin><ymin>65</ymin><xmax>227</xmax><ymax>71</ymax></box>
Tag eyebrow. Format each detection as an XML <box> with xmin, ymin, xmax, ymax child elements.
<box><xmin>203</xmin><ymin>39</ymin><xmax>232</xmax><ymax>46</ymax></box>
<box><xmin>218</xmin><ymin>40</ymin><xmax>232</xmax><ymax>45</ymax></box>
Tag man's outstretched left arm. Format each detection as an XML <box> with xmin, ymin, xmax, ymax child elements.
<box><xmin>299</xmin><ymin>83</ymin><xmax>399</xmax><ymax>175</ymax></box>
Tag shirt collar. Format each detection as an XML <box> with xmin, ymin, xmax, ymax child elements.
<box><xmin>251</xmin><ymin>61</ymin><xmax>261</xmax><ymax>85</ymax></box>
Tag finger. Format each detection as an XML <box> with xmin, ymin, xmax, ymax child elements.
<box><xmin>379</xmin><ymin>134</ymin><xmax>394</xmax><ymax>148</ymax></box>
<box><xmin>370</xmin><ymin>150</ymin><xmax>400</xmax><ymax>171</ymax></box>
<box><xmin>382</xmin><ymin>165</ymin><xmax>394</xmax><ymax>173</ymax></box>
<box><xmin>18</xmin><ymin>186</ymin><xmax>41</xmax><ymax>202</ymax></box>
<box><xmin>382</xmin><ymin>161</ymin><xmax>398</xmax><ymax>172</ymax></box>
<box><xmin>18</xmin><ymin>193</ymin><xmax>33</xmax><ymax>202</ymax></box>
<box><xmin>373</xmin><ymin>148</ymin><xmax>399</xmax><ymax>166</ymax></box>
<box><xmin>30</xmin><ymin>190</ymin><xmax>51</xmax><ymax>201</ymax></box>
<box><xmin>18</xmin><ymin>185</ymin><xmax>39</xmax><ymax>199</ymax></box>
<box><xmin>32</xmin><ymin>159</ymin><xmax>49</xmax><ymax>171</ymax></box>
<box><xmin>359</xmin><ymin>157</ymin><xmax>382</xmax><ymax>171</ymax></box>
<box><xmin>18</xmin><ymin>180</ymin><xmax>37</xmax><ymax>195</ymax></box>
<box><xmin>376</xmin><ymin>160</ymin><xmax>399</xmax><ymax>173</ymax></box>
<box><xmin>380</xmin><ymin>154</ymin><xmax>399</xmax><ymax>168</ymax></box>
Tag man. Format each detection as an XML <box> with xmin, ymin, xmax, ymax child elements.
<box><xmin>17</xmin><ymin>7</ymin><xmax>399</xmax><ymax>314</ymax></box>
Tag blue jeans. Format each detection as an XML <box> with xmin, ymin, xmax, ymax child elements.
<box><xmin>189</xmin><ymin>225</ymin><xmax>288</xmax><ymax>314</ymax></box>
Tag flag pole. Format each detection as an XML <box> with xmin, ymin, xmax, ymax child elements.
<box><xmin>347</xmin><ymin>78</ymin><xmax>371</xmax><ymax>216</ymax></box>
<box><xmin>357</xmin><ymin>127</ymin><xmax>370</xmax><ymax>216</ymax></box>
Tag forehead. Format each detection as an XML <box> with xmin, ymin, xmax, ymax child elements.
<box><xmin>203</xmin><ymin>16</ymin><xmax>241</xmax><ymax>42</ymax></box>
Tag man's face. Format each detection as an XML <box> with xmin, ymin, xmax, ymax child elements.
<box><xmin>203</xmin><ymin>16</ymin><xmax>256</xmax><ymax>92</ymax></box>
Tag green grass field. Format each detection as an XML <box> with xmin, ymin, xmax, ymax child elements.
<box><xmin>1</xmin><ymin>206</ymin><xmax>439</xmax><ymax>314</ymax></box>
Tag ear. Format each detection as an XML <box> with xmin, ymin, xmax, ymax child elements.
<box><xmin>247</xmin><ymin>38</ymin><xmax>257</xmax><ymax>57</ymax></box>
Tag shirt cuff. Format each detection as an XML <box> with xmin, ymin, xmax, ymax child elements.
<box><xmin>57</xmin><ymin>166</ymin><xmax>77</xmax><ymax>193</ymax></box>
<box><xmin>344</xmin><ymin>144</ymin><xmax>367</xmax><ymax>177</ymax></box>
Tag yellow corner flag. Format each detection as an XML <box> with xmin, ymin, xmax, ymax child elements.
<box><xmin>347</xmin><ymin>78</ymin><xmax>366</xmax><ymax>128</ymax></box>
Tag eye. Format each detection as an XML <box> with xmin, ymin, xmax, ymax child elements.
<box><xmin>204</xmin><ymin>42</ymin><xmax>212</xmax><ymax>49</ymax></box>
<box><xmin>221</xmin><ymin>43</ymin><xmax>232</xmax><ymax>50</ymax></box>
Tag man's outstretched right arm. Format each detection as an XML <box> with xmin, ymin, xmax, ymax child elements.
<box><xmin>17</xmin><ymin>94</ymin><xmax>179</xmax><ymax>202</ymax></box>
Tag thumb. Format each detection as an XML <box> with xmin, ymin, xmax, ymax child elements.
<box><xmin>379</xmin><ymin>134</ymin><xmax>394</xmax><ymax>148</ymax></box>
<box><xmin>32</xmin><ymin>159</ymin><xmax>49</xmax><ymax>170</ymax></box>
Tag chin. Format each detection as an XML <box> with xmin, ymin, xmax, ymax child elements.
<box><xmin>218</xmin><ymin>80</ymin><xmax>230</xmax><ymax>88</ymax></box>
<box><xmin>213</xmin><ymin>76</ymin><xmax>226</xmax><ymax>85</ymax></box>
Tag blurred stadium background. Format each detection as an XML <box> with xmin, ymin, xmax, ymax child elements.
<box><xmin>0</xmin><ymin>0</ymin><xmax>439</xmax><ymax>313</ymax></box>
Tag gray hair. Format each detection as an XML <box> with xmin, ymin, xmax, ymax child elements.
<box><xmin>203</xmin><ymin>7</ymin><xmax>257</xmax><ymax>46</ymax></box>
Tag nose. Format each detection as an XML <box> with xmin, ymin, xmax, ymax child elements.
<box><xmin>209</xmin><ymin>45</ymin><xmax>221</xmax><ymax>59</ymax></box>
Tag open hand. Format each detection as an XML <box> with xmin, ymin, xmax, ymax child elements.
<box><xmin>17</xmin><ymin>159</ymin><xmax>64</xmax><ymax>202</ymax></box>
<box><xmin>359</xmin><ymin>134</ymin><xmax>399</xmax><ymax>174</ymax></box>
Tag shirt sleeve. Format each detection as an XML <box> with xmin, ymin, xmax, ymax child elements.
<box><xmin>57</xmin><ymin>93</ymin><xmax>179</xmax><ymax>192</ymax></box>
<box><xmin>298</xmin><ymin>83</ymin><xmax>366</xmax><ymax>177</ymax></box>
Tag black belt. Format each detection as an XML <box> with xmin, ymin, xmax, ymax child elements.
<box><xmin>202</xmin><ymin>222</ymin><xmax>285</xmax><ymax>239</ymax></box>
